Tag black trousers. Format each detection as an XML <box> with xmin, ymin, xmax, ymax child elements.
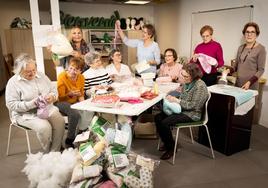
<box><xmin>154</xmin><ymin>112</ymin><xmax>193</xmax><ymax>150</ymax></box>
<box><xmin>202</xmin><ymin>73</ymin><xmax>218</xmax><ymax>86</ymax></box>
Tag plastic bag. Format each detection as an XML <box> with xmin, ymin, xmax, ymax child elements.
<box><xmin>163</xmin><ymin>98</ymin><xmax>182</xmax><ymax>115</ymax></box>
<box><xmin>48</xmin><ymin>32</ymin><xmax>73</xmax><ymax>59</ymax></box>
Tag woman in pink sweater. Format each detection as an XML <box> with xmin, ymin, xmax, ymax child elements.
<box><xmin>190</xmin><ymin>25</ymin><xmax>224</xmax><ymax>86</ymax></box>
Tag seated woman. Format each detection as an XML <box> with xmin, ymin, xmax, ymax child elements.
<box><xmin>83</xmin><ymin>51</ymin><xmax>113</xmax><ymax>97</ymax></box>
<box><xmin>154</xmin><ymin>63</ymin><xmax>209</xmax><ymax>160</ymax></box>
<box><xmin>55</xmin><ymin>57</ymin><xmax>85</xmax><ymax>148</ymax></box>
<box><xmin>5</xmin><ymin>53</ymin><xmax>65</xmax><ymax>152</ymax></box>
<box><xmin>158</xmin><ymin>48</ymin><xmax>183</xmax><ymax>82</ymax></box>
<box><xmin>84</xmin><ymin>51</ymin><xmax>133</xmax><ymax>152</ymax></box>
<box><xmin>106</xmin><ymin>49</ymin><xmax>132</xmax><ymax>81</ymax></box>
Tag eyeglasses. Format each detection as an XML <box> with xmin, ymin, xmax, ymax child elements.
<box><xmin>181</xmin><ymin>72</ymin><xmax>190</xmax><ymax>79</ymax></box>
<box><xmin>165</xmin><ymin>55</ymin><xmax>173</xmax><ymax>57</ymax></box>
<box><xmin>114</xmin><ymin>53</ymin><xmax>122</xmax><ymax>57</ymax></box>
<box><xmin>24</xmin><ymin>69</ymin><xmax>36</xmax><ymax>75</ymax></box>
<box><xmin>245</xmin><ymin>31</ymin><xmax>256</xmax><ymax>35</ymax></box>
<box><xmin>201</xmin><ymin>34</ymin><xmax>211</xmax><ymax>38</ymax></box>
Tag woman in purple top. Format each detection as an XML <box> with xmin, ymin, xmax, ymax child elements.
<box><xmin>190</xmin><ymin>25</ymin><xmax>224</xmax><ymax>86</ymax></box>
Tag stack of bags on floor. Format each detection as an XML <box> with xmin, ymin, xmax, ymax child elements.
<box><xmin>23</xmin><ymin>115</ymin><xmax>160</xmax><ymax>188</ymax></box>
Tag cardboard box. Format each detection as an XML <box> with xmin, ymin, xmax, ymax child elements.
<box><xmin>134</xmin><ymin>114</ymin><xmax>157</xmax><ymax>139</ymax></box>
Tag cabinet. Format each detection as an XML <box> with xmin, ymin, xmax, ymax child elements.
<box><xmin>89</xmin><ymin>29</ymin><xmax>122</xmax><ymax>57</ymax></box>
<box><xmin>89</xmin><ymin>29</ymin><xmax>142</xmax><ymax>68</ymax></box>
<box><xmin>198</xmin><ymin>93</ymin><xmax>254</xmax><ymax>155</ymax></box>
<box><xmin>5</xmin><ymin>29</ymin><xmax>35</xmax><ymax>58</ymax></box>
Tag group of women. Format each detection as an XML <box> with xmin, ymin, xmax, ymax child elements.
<box><xmin>5</xmin><ymin>22</ymin><xmax>266</xmax><ymax>161</ymax></box>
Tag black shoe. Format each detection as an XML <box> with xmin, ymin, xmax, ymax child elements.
<box><xmin>77</xmin><ymin>128</ymin><xmax>88</xmax><ymax>135</ymax></box>
<box><xmin>65</xmin><ymin>138</ymin><xmax>74</xmax><ymax>148</ymax></box>
<box><xmin>160</xmin><ymin>150</ymin><xmax>174</xmax><ymax>160</ymax></box>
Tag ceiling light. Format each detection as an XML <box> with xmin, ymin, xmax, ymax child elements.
<box><xmin>124</xmin><ymin>1</ymin><xmax>151</xmax><ymax>5</ymax></box>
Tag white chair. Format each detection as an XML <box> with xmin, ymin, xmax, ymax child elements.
<box><xmin>6</xmin><ymin>121</ymin><xmax>33</xmax><ymax>156</ymax></box>
<box><xmin>158</xmin><ymin>92</ymin><xmax>215</xmax><ymax>164</ymax></box>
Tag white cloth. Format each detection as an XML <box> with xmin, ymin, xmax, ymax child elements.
<box><xmin>208</xmin><ymin>84</ymin><xmax>258</xmax><ymax>115</ymax></box>
<box><xmin>106</xmin><ymin>63</ymin><xmax>131</xmax><ymax>77</ymax></box>
<box><xmin>197</xmin><ymin>53</ymin><xmax>218</xmax><ymax>74</ymax></box>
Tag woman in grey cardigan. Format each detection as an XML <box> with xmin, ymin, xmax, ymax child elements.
<box><xmin>5</xmin><ymin>53</ymin><xmax>65</xmax><ymax>152</ymax></box>
<box><xmin>224</xmin><ymin>22</ymin><xmax>266</xmax><ymax>90</ymax></box>
<box><xmin>154</xmin><ymin>63</ymin><xmax>209</xmax><ymax>160</ymax></box>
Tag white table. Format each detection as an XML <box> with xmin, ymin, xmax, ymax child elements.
<box><xmin>208</xmin><ymin>84</ymin><xmax>258</xmax><ymax>115</ymax></box>
<box><xmin>71</xmin><ymin>94</ymin><xmax>165</xmax><ymax>117</ymax></box>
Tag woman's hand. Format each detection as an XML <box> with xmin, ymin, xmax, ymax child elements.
<box><xmin>115</xmin><ymin>20</ymin><xmax>122</xmax><ymax>31</ymax></box>
<box><xmin>166</xmin><ymin>95</ymin><xmax>180</xmax><ymax>103</ymax></box>
<box><xmin>241</xmin><ymin>81</ymin><xmax>251</xmax><ymax>90</ymax></box>
<box><xmin>192</xmin><ymin>54</ymin><xmax>198</xmax><ymax>62</ymax></box>
<box><xmin>148</xmin><ymin>60</ymin><xmax>157</xmax><ymax>65</ymax></box>
<box><xmin>71</xmin><ymin>50</ymin><xmax>81</xmax><ymax>58</ymax></box>
<box><xmin>45</xmin><ymin>94</ymin><xmax>56</xmax><ymax>104</ymax></box>
<box><xmin>68</xmin><ymin>90</ymin><xmax>81</xmax><ymax>97</ymax></box>
<box><xmin>171</xmin><ymin>76</ymin><xmax>179</xmax><ymax>82</ymax></box>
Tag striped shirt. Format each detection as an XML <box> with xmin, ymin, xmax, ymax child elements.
<box><xmin>83</xmin><ymin>67</ymin><xmax>113</xmax><ymax>94</ymax></box>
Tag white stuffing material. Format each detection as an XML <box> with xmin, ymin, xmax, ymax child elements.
<box><xmin>22</xmin><ymin>148</ymin><xmax>79</xmax><ymax>188</ymax></box>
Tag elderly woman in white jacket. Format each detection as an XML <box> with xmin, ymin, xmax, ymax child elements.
<box><xmin>5</xmin><ymin>53</ymin><xmax>65</xmax><ymax>152</ymax></box>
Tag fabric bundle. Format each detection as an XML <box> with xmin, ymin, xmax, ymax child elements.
<box><xmin>197</xmin><ymin>53</ymin><xmax>218</xmax><ymax>74</ymax></box>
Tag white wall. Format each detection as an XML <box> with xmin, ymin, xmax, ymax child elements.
<box><xmin>153</xmin><ymin>1</ymin><xmax>178</xmax><ymax>53</ymax></box>
<box><xmin>173</xmin><ymin>0</ymin><xmax>268</xmax><ymax>127</ymax></box>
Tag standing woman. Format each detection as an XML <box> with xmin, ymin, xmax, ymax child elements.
<box><xmin>190</xmin><ymin>25</ymin><xmax>224</xmax><ymax>86</ymax></box>
<box><xmin>232</xmin><ymin>22</ymin><xmax>266</xmax><ymax>90</ymax></box>
<box><xmin>59</xmin><ymin>26</ymin><xmax>91</xmax><ymax>72</ymax></box>
<box><xmin>115</xmin><ymin>21</ymin><xmax>160</xmax><ymax>75</ymax></box>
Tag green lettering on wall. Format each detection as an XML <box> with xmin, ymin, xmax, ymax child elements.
<box><xmin>60</xmin><ymin>10</ymin><xmax>121</xmax><ymax>29</ymax></box>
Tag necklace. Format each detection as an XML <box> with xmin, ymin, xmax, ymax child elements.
<box><xmin>240</xmin><ymin>41</ymin><xmax>256</xmax><ymax>63</ymax></box>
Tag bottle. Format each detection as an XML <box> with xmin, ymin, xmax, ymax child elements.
<box><xmin>153</xmin><ymin>82</ymin><xmax>159</xmax><ymax>95</ymax></box>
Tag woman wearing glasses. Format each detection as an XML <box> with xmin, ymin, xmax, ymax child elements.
<box><xmin>106</xmin><ymin>49</ymin><xmax>132</xmax><ymax>81</ymax></box>
<box><xmin>5</xmin><ymin>53</ymin><xmax>65</xmax><ymax>152</ymax></box>
<box><xmin>158</xmin><ymin>48</ymin><xmax>183</xmax><ymax>82</ymax></box>
<box><xmin>190</xmin><ymin>25</ymin><xmax>224</xmax><ymax>86</ymax></box>
<box><xmin>154</xmin><ymin>63</ymin><xmax>208</xmax><ymax>160</ymax></box>
<box><xmin>231</xmin><ymin>22</ymin><xmax>266</xmax><ymax>90</ymax></box>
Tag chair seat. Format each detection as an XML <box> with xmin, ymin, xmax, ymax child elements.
<box><xmin>175</xmin><ymin>121</ymin><xmax>203</xmax><ymax>127</ymax></box>
<box><xmin>14</xmin><ymin>123</ymin><xmax>32</xmax><ymax>130</ymax></box>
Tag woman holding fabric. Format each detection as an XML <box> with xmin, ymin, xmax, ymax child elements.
<box><xmin>57</xmin><ymin>26</ymin><xmax>92</xmax><ymax>72</ymax></box>
<box><xmin>190</xmin><ymin>25</ymin><xmax>224</xmax><ymax>86</ymax></box>
<box><xmin>229</xmin><ymin>22</ymin><xmax>266</xmax><ymax>90</ymax></box>
<box><xmin>115</xmin><ymin>21</ymin><xmax>160</xmax><ymax>75</ymax></box>
<box><xmin>5</xmin><ymin>53</ymin><xmax>65</xmax><ymax>152</ymax></box>
<box><xmin>154</xmin><ymin>63</ymin><xmax>208</xmax><ymax>160</ymax></box>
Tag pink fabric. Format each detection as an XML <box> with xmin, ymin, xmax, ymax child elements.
<box><xmin>35</xmin><ymin>96</ymin><xmax>49</xmax><ymax>119</ymax></box>
<box><xmin>197</xmin><ymin>53</ymin><xmax>218</xmax><ymax>74</ymax></box>
<box><xmin>99</xmin><ymin>180</ymin><xmax>117</xmax><ymax>188</ymax></box>
<box><xmin>159</xmin><ymin>63</ymin><xmax>183</xmax><ymax>78</ymax></box>
<box><xmin>190</xmin><ymin>40</ymin><xmax>224</xmax><ymax>74</ymax></box>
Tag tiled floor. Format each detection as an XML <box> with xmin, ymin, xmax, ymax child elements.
<box><xmin>1</xmin><ymin>93</ymin><xmax>268</xmax><ymax>188</ymax></box>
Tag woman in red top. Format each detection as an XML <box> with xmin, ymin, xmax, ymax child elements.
<box><xmin>190</xmin><ymin>25</ymin><xmax>224</xmax><ymax>86</ymax></box>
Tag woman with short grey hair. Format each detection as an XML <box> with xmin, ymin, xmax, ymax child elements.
<box><xmin>5</xmin><ymin>53</ymin><xmax>65</xmax><ymax>152</ymax></box>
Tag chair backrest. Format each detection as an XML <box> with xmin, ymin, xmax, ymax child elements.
<box><xmin>201</xmin><ymin>91</ymin><xmax>211</xmax><ymax>125</ymax></box>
